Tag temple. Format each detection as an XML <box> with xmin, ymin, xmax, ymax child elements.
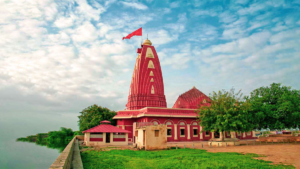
<box><xmin>113</xmin><ymin>39</ymin><xmax>256</xmax><ymax>144</ymax></box>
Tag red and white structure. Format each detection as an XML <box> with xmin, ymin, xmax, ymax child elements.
<box><xmin>82</xmin><ymin>120</ymin><xmax>130</xmax><ymax>146</ymax></box>
<box><xmin>113</xmin><ymin>39</ymin><xmax>256</xmax><ymax>143</ymax></box>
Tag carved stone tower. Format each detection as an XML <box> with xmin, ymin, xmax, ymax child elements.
<box><xmin>126</xmin><ymin>39</ymin><xmax>167</xmax><ymax>110</ymax></box>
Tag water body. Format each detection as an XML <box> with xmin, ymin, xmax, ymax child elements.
<box><xmin>0</xmin><ymin>112</ymin><xmax>78</xmax><ymax>169</ymax></box>
<box><xmin>0</xmin><ymin>139</ymin><xmax>63</xmax><ymax>169</ymax></box>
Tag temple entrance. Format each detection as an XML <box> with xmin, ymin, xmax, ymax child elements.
<box><xmin>106</xmin><ymin>133</ymin><xmax>110</xmax><ymax>143</ymax></box>
<box><xmin>214</xmin><ymin>130</ymin><xmax>220</xmax><ymax>138</ymax></box>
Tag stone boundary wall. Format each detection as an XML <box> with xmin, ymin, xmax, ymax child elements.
<box><xmin>49</xmin><ymin>136</ymin><xmax>83</xmax><ymax>169</ymax></box>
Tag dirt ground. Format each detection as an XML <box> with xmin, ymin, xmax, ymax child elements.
<box><xmin>168</xmin><ymin>142</ymin><xmax>300</xmax><ymax>168</ymax></box>
<box><xmin>204</xmin><ymin>144</ymin><xmax>300</xmax><ymax>168</ymax></box>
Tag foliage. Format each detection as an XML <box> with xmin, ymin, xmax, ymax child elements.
<box><xmin>81</xmin><ymin>149</ymin><xmax>294</xmax><ymax>169</ymax></box>
<box><xmin>47</xmin><ymin>127</ymin><xmax>74</xmax><ymax>145</ymax></box>
<box><xmin>247</xmin><ymin>83</ymin><xmax>300</xmax><ymax>130</ymax></box>
<box><xmin>73</xmin><ymin>130</ymin><xmax>83</xmax><ymax>136</ymax></box>
<box><xmin>16</xmin><ymin>127</ymin><xmax>76</xmax><ymax>152</ymax></box>
<box><xmin>78</xmin><ymin>104</ymin><xmax>117</xmax><ymax>131</ymax></box>
<box><xmin>197</xmin><ymin>88</ymin><xmax>255</xmax><ymax>141</ymax></box>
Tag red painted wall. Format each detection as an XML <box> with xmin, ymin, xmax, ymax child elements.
<box><xmin>113</xmin><ymin>138</ymin><xmax>126</xmax><ymax>142</ymax></box>
<box><xmin>90</xmin><ymin>138</ymin><xmax>103</xmax><ymax>142</ymax></box>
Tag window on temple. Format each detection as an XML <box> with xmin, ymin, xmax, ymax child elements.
<box><xmin>155</xmin><ymin>130</ymin><xmax>159</xmax><ymax>137</ymax></box>
<box><xmin>179</xmin><ymin>122</ymin><xmax>185</xmax><ymax>125</ymax></box>
<box><xmin>192</xmin><ymin>122</ymin><xmax>197</xmax><ymax>125</ymax></box>
<box><xmin>167</xmin><ymin>129</ymin><xmax>172</xmax><ymax>136</ymax></box>
<box><xmin>151</xmin><ymin>85</ymin><xmax>155</xmax><ymax>94</ymax></box>
<box><xmin>146</xmin><ymin>48</ymin><xmax>154</xmax><ymax>58</ymax></box>
<box><xmin>153</xmin><ymin>121</ymin><xmax>158</xmax><ymax>125</ymax></box>
<box><xmin>150</xmin><ymin>78</ymin><xmax>154</xmax><ymax>82</ymax></box>
<box><xmin>180</xmin><ymin>129</ymin><xmax>185</xmax><ymax>136</ymax></box>
<box><xmin>205</xmin><ymin>131</ymin><xmax>209</xmax><ymax>136</ymax></box>
<box><xmin>148</xmin><ymin>60</ymin><xmax>155</xmax><ymax>68</ymax></box>
<box><xmin>166</xmin><ymin>121</ymin><xmax>172</xmax><ymax>125</ymax></box>
<box><xmin>247</xmin><ymin>131</ymin><xmax>251</xmax><ymax>135</ymax></box>
<box><xmin>193</xmin><ymin>129</ymin><xmax>198</xmax><ymax>135</ymax></box>
<box><xmin>150</xmin><ymin>71</ymin><xmax>154</xmax><ymax>76</ymax></box>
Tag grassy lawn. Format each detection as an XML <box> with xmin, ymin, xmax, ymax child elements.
<box><xmin>81</xmin><ymin>148</ymin><xmax>294</xmax><ymax>169</ymax></box>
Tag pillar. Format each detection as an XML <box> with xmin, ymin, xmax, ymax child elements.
<box><xmin>200</xmin><ymin>126</ymin><xmax>203</xmax><ymax>139</ymax></box>
<box><xmin>110</xmin><ymin>133</ymin><xmax>113</xmax><ymax>144</ymax></box>
<box><xmin>231</xmin><ymin>131</ymin><xmax>236</xmax><ymax>138</ymax></box>
<box><xmin>252</xmin><ymin>130</ymin><xmax>255</xmax><ymax>137</ymax></box>
<box><xmin>243</xmin><ymin>132</ymin><xmax>246</xmax><ymax>138</ymax></box>
<box><xmin>211</xmin><ymin>132</ymin><xmax>215</xmax><ymax>139</ymax></box>
<box><xmin>103</xmin><ymin>132</ymin><xmax>106</xmax><ymax>144</ymax></box>
<box><xmin>220</xmin><ymin>131</ymin><xmax>223</xmax><ymax>141</ymax></box>
<box><xmin>126</xmin><ymin>133</ymin><xmax>128</xmax><ymax>145</ymax></box>
<box><xmin>187</xmin><ymin>124</ymin><xmax>191</xmax><ymax>140</ymax></box>
<box><xmin>85</xmin><ymin>133</ymin><xmax>90</xmax><ymax>145</ymax></box>
<box><xmin>174</xmin><ymin>124</ymin><xmax>178</xmax><ymax>140</ymax></box>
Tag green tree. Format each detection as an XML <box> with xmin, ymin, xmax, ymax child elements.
<box><xmin>197</xmin><ymin>88</ymin><xmax>255</xmax><ymax>141</ymax></box>
<box><xmin>78</xmin><ymin>104</ymin><xmax>117</xmax><ymax>131</ymax></box>
<box><xmin>248</xmin><ymin>83</ymin><xmax>300</xmax><ymax>130</ymax></box>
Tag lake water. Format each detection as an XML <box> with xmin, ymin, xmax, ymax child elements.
<box><xmin>0</xmin><ymin>139</ymin><xmax>64</xmax><ymax>169</ymax></box>
<box><xmin>0</xmin><ymin>111</ymin><xmax>78</xmax><ymax>169</ymax></box>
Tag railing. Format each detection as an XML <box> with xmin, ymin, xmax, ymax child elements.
<box><xmin>113</xmin><ymin>134</ymin><xmax>125</xmax><ymax>138</ymax></box>
<box><xmin>136</xmin><ymin>122</ymin><xmax>155</xmax><ymax>128</ymax></box>
<box><xmin>49</xmin><ymin>136</ymin><xmax>83</xmax><ymax>169</ymax></box>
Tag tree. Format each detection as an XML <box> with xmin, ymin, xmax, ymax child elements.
<box><xmin>248</xmin><ymin>83</ymin><xmax>300</xmax><ymax>130</ymax></box>
<box><xmin>78</xmin><ymin>104</ymin><xmax>117</xmax><ymax>131</ymax></box>
<box><xmin>196</xmin><ymin>88</ymin><xmax>255</xmax><ymax>141</ymax></box>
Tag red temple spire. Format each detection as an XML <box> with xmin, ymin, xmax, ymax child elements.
<box><xmin>126</xmin><ymin>39</ymin><xmax>167</xmax><ymax>110</ymax></box>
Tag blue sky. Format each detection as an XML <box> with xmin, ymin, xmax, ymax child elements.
<box><xmin>0</xmin><ymin>0</ymin><xmax>300</xmax><ymax>132</ymax></box>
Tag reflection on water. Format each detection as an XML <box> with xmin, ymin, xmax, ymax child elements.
<box><xmin>0</xmin><ymin>140</ymin><xmax>64</xmax><ymax>169</ymax></box>
<box><xmin>16</xmin><ymin>138</ymin><xmax>68</xmax><ymax>153</ymax></box>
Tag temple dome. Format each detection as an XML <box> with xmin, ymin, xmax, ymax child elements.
<box><xmin>143</xmin><ymin>39</ymin><xmax>152</xmax><ymax>46</ymax></box>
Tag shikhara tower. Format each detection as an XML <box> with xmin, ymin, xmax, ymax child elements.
<box><xmin>126</xmin><ymin>39</ymin><xmax>167</xmax><ymax>110</ymax></box>
<box><xmin>113</xmin><ymin>39</ymin><xmax>256</xmax><ymax>143</ymax></box>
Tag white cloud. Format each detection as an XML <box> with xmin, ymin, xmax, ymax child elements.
<box><xmin>146</xmin><ymin>29</ymin><xmax>178</xmax><ymax>46</ymax></box>
<box><xmin>170</xmin><ymin>2</ymin><xmax>180</xmax><ymax>8</ymax></box>
<box><xmin>54</xmin><ymin>16</ymin><xmax>75</xmax><ymax>28</ymax></box>
<box><xmin>121</xmin><ymin>2</ymin><xmax>148</xmax><ymax>10</ymax></box>
<box><xmin>237</xmin><ymin>3</ymin><xmax>266</xmax><ymax>15</ymax></box>
<box><xmin>160</xmin><ymin>43</ymin><xmax>192</xmax><ymax>69</ymax></box>
<box><xmin>222</xmin><ymin>17</ymin><xmax>248</xmax><ymax>40</ymax></box>
<box><xmin>71</xmin><ymin>22</ymin><xmax>98</xmax><ymax>43</ymax></box>
<box><xmin>236</xmin><ymin>0</ymin><xmax>249</xmax><ymax>5</ymax></box>
<box><xmin>219</xmin><ymin>11</ymin><xmax>237</xmax><ymax>23</ymax></box>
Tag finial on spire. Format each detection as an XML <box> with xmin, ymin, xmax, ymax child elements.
<box><xmin>143</xmin><ymin>38</ymin><xmax>152</xmax><ymax>46</ymax></box>
<box><xmin>193</xmin><ymin>86</ymin><xmax>195</xmax><ymax>89</ymax></box>
<box><xmin>147</xmin><ymin>34</ymin><xmax>148</xmax><ymax>40</ymax></box>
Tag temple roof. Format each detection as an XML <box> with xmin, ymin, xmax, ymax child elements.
<box><xmin>179</xmin><ymin>87</ymin><xmax>207</xmax><ymax>103</ymax></box>
<box><xmin>172</xmin><ymin>87</ymin><xmax>210</xmax><ymax>109</ymax></box>
<box><xmin>82</xmin><ymin>123</ymin><xmax>131</xmax><ymax>133</ymax></box>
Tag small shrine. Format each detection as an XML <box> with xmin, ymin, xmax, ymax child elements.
<box><xmin>82</xmin><ymin>120</ymin><xmax>131</xmax><ymax>146</ymax></box>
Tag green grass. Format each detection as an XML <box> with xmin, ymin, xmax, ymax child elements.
<box><xmin>81</xmin><ymin>148</ymin><xmax>294</xmax><ymax>169</ymax></box>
